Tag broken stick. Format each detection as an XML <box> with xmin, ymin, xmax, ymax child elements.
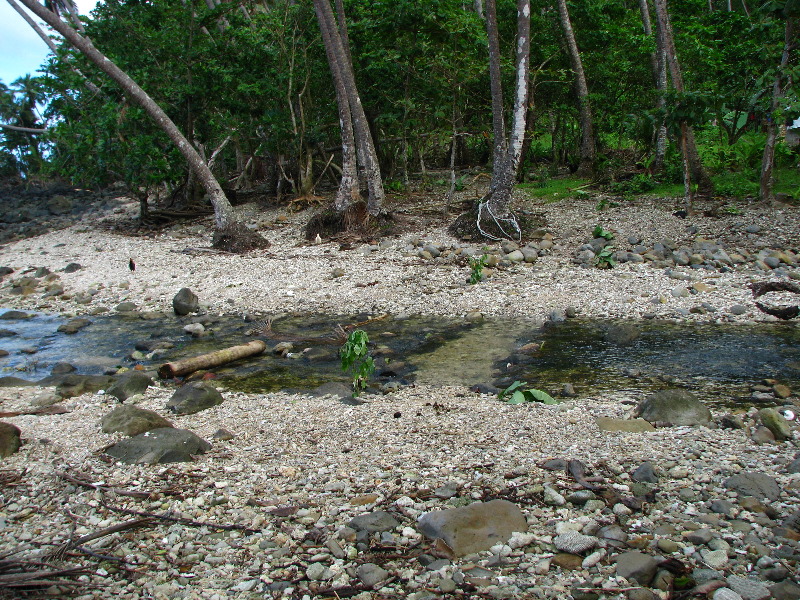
<box><xmin>158</xmin><ymin>340</ymin><xmax>267</xmax><ymax>379</ymax></box>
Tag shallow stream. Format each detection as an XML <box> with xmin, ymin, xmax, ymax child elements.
<box><xmin>0</xmin><ymin>310</ymin><xmax>798</xmax><ymax>408</ymax></box>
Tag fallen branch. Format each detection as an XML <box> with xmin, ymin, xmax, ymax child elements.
<box><xmin>158</xmin><ymin>339</ymin><xmax>267</xmax><ymax>379</ymax></box>
<box><xmin>47</xmin><ymin>518</ymin><xmax>154</xmax><ymax>561</ymax></box>
<box><xmin>749</xmin><ymin>280</ymin><xmax>800</xmax><ymax>320</ymax></box>
<box><xmin>100</xmin><ymin>502</ymin><xmax>260</xmax><ymax>534</ymax></box>
<box><xmin>57</xmin><ymin>471</ymin><xmax>151</xmax><ymax>499</ymax></box>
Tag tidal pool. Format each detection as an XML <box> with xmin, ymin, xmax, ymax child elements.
<box><xmin>0</xmin><ymin>309</ymin><xmax>797</xmax><ymax>407</ymax></box>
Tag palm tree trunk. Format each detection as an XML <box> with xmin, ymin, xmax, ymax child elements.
<box><xmin>760</xmin><ymin>18</ymin><xmax>796</xmax><ymax>203</ymax></box>
<box><xmin>313</xmin><ymin>0</ymin><xmax>384</xmax><ymax>215</ymax></box>
<box><xmin>557</xmin><ymin>0</ymin><xmax>594</xmax><ymax>176</ymax></box>
<box><xmin>314</xmin><ymin>0</ymin><xmax>358</xmax><ymax>211</ymax></box>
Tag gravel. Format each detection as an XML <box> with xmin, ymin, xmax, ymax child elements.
<box><xmin>0</xmin><ymin>194</ymin><xmax>798</xmax><ymax>599</ymax></box>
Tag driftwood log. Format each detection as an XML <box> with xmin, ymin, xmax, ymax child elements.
<box><xmin>158</xmin><ymin>340</ymin><xmax>267</xmax><ymax>379</ymax></box>
<box><xmin>749</xmin><ymin>281</ymin><xmax>800</xmax><ymax>320</ymax></box>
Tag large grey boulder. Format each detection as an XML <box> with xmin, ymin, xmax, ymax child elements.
<box><xmin>173</xmin><ymin>288</ymin><xmax>199</xmax><ymax>316</ymax></box>
<box><xmin>723</xmin><ymin>472</ymin><xmax>781</xmax><ymax>502</ymax></box>
<box><xmin>101</xmin><ymin>405</ymin><xmax>173</xmax><ymax>437</ymax></box>
<box><xmin>0</xmin><ymin>422</ymin><xmax>21</xmax><ymax>458</ymax></box>
<box><xmin>106</xmin><ymin>371</ymin><xmax>153</xmax><ymax>402</ymax></box>
<box><xmin>634</xmin><ymin>389</ymin><xmax>712</xmax><ymax>426</ymax></box>
<box><xmin>417</xmin><ymin>499</ymin><xmax>527</xmax><ymax>557</ymax></box>
<box><xmin>104</xmin><ymin>428</ymin><xmax>210</xmax><ymax>464</ymax></box>
<box><xmin>166</xmin><ymin>381</ymin><xmax>224</xmax><ymax>415</ymax></box>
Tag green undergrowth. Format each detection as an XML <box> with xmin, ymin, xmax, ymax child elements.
<box><xmin>518</xmin><ymin>176</ymin><xmax>589</xmax><ymax>202</ymax></box>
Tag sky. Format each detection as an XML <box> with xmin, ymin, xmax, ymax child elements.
<box><xmin>0</xmin><ymin>0</ymin><xmax>98</xmax><ymax>87</ymax></box>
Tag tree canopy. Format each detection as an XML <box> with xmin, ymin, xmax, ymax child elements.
<box><xmin>0</xmin><ymin>0</ymin><xmax>795</xmax><ymax>211</ymax></box>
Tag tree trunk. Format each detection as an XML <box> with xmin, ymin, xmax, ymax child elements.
<box><xmin>313</xmin><ymin>0</ymin><xmax>384</xmax><ymax>216</ymax></box>
<box><xmin>314</xmin><ymin>0</ymin><xmax>358</xmax><ymax>211</ymax></box>
<box><xmin>451</xmin><ymin>0</ymin><xmax>529</xmax><ymax>240</ymax></box>
<box><xmin>557</xmin><ymin>0</ymin><xmax>594</xmax><ymax>176</ymax></box>
<box><xmin>760</xmin><ymin>18</ymin><xmax>796</xmax><ymax>203</ymax></box>
<box><xmin>639</xmin><ymin>0</ymin><xmax>667</xmax><ymax>170</ymax></box>
<box><xmin>14</xmin><ymin>0</ymin><xmax>269</xmax><ymax>251</ymax></box>
<box><xmin>158</xmin><ymin>340</ymin><xmax>267</xmax><ymax>379</ymax></box>
<box><xmin>653</xmin><ymin>0</ymin><xmax>711</xmax><ymax>194</ymax></box>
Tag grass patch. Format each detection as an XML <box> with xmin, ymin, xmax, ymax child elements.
<box><xmin>775</xmin><ymin>167</ymin><xmax>800</xmax><ymax>197</ymax></box>
<box><xmin>648</xmin><ymin>181</ymin><xmax>685</xmax><ymax>197</ymax></box>
<box><xmin>518</xmin><ymin>176</ymin><xmax>589</xmax><ymax>202</ymax></box>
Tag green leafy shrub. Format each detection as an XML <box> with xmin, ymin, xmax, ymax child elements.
<box><xmin>592</xmin><ymin>225</ymin><xmax>614</xmax><ymax>240</ymax></box>
<box><xmin>499</xmin><ymin>381</ymin><xmax>557</xmax><ymax>405</ymax></box>
<box><xmin>595</xmin><ymin>247</ymin><xmax>617</xmax><ymax>269</ymax></box>
<box><xmin>340</xmin><ymin>329</ymin><xmax>375</xmax><ymax>396</ymax></box>
<box><xmin>468</xmin><ymin>254</ymin><xmax>488</xmax><ymax>284</ymax></box>
<box><xmin>608</xmin><ymin>174</ymin><xmax>656</xmax><ymax>195</ymax></box>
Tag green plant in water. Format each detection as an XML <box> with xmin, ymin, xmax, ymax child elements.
<box><xmin>468</xmin><ymin>254</ymin><xmax>488</xmax><ymax>284</ymax></box>
<box><xmin>340</xmin><ymin>329</ymin><xmax>375</xmax><ymax>396</ymax></box>
<box><xmin>499</xmin><ymin>381</ymin><xmax>557</xmax><ymax>405</ymax></box>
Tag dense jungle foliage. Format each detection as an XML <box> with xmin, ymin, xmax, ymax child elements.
<box><xmin>0</xmin><ymin>0</ymin><xmax>798</xmax><ymax>207</ymax></box>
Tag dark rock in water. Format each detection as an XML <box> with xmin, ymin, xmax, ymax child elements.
<box><xmin>107</xmin><ymin>371</ymin><xmax>153</xmax><ymax>402</ymax></box>
<box><xmin>57</xmin><ymin>318</ymin><xmax>92</xmax><ymax>334</ymax></box>
<box><xmin>723</xmin><ymin>472</ymin><xmax>781</xmax><ymax>501</ymax></box>
<box><xmin>0</xmin><ymin>267</ymin><xmax>14</xmax><ymax>277</ymax></box>
<box><xmin>614</xmin><ymin>551</ymin><xmax>658</xmax><ymax>586</ymax></box>
<box><xmin>416</xmin><ymin>499</ymin><xmax>527</xmax><ymax>557</ymax></box>
<box><xmin>0</xmin><ymin>329</ymin><xmax>17</xmax><ymax>337</ymax></box>
<box><xmin>0</xmin><ymin>376</ymin><xmax>37</xmax><ymax>387</ymax></box>
<box><xmin>604</xmin><ymin>323</ymin><xmax>641</xmax><ymax>346</ymax></box>
<box><xmin>173</xmin><ymin>287</ymin><xmax>199</xmax><ymax>316</ymax></box>
<box><xmin>101</xmin><ymin>405</ymin><xmax>173</xmax><ymax>436</ymax></box>
<box><xmin>104</xmin><ymin>427</ymin><xmax>210</xmax><ymax>464</ymax></box>
<box><xmin>632</xmin><ymin>462</ymin><xmax>659</xmax><ymax>483</ymax></box>
<box><xmin>634</xmin><ymin>389</ymin><xmax>712</xmax><ymax>426</ymax></box>
<box><xmin>0</xmin><ymin>422</ymin><xmax>22</xmax><ymax>458</ymax></box>
<box><xmin>51</xmin><ymin>362</ymin><xmax>76</xmax><ymax>375</ymax></box>
<box><xmin>0</xmin><ymin>310</ymin><xmax>31</xmax><ymax>320</ymax></box>
<box><xmin>349</xmin><ymin>511</ymin><xmax>400</xmax><ymax>533</ymax></box>
<box><xmin>134</xmin><ymin>340</ymin><xmax>175</xmax><ymax>352</ymax></box>
<box><xmin>166</xmin><ymin>381</ymin><xmax>224</xmax><ymax>415</ymax></box>
<box><xmin>63</xmin><ymin>263</ymin><xmax>82</xmax><ymax>273</ymax></box>
<box><xmin>0</xmin><ymin>350</ymin><xmax>8</xmax><ymax>357</ymax></box>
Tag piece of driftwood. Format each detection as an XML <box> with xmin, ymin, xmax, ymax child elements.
<box><xmin>749</xmin><ymin>280</ymin><xmax>800</xmax><ymax>320</ymax></box>
<box><xmin>158</xmin><ymin>340</ymin><xmax>267</xmax><ymax>379</ymax></box>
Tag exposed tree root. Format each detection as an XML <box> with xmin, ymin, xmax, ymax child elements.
<box><xmin>211</xmin><ymin>221</ymin><xmax>271</xmax><ymax>253</ymax></box>
<box><xmin>448</xmin><ymin>204</ymin><xmax>544</xmax><ymax>242</ymax></box>
<box><xmin>304</xmin><ymin>201</ymin><xmax>394</xmax><ymax>241</ymax></box>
